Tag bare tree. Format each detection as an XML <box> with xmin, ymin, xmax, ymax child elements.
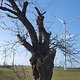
<box><xmin>52</xmin><ymin>33</ymin><xmax>80</xmax><ymax>69</ymax></box>
<box><xmin>0</xmin><ymin>0</ymin><xmax>56</xmax><ymax>80</ymax></box>
<box><xmin>0</xmin><ymin>0</ymin><xmax>80</xmax><ymax>80</ymax></box>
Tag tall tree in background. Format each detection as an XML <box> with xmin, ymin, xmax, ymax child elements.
<box><xmin>0</xmin><ymin>0</ymin><xmax>56</xmax><ymax>80</ymax></box>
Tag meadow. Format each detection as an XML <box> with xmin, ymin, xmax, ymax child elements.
<box><xmin>53</xmin><ymin>67</ymin><xmax>80</xmax><ymax>80</ymax></box>
<box><xmin>0</xmin><ymin>66</ymin><xmax>80</xmax><ymax>80</ymax></box>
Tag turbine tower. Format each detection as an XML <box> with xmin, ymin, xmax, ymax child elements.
<box><xmin>58</xmin><ymin>19</ymin><xmax>67</xmax><ymax>70</ymax></box>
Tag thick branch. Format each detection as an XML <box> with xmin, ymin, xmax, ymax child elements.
<box><xmin>17</xmin><ymin>34</ymin><xmax>34</xmax><ymax>54</ymax></box>
<box><xmin>35</xmin><ymin>7</ymin><xmax>47</xmax><ymax>46</ymax></box>
<box><xmin>35</xmin><ymin>7</ymin><xmax>42</xmax><ymax>16</ymax></box>
<box><xmin>35</xmin><ymin>7</ymin><xmax>48</xmax><ymax>37</ymax></box>
<box><xmin>8</xmin><ymin>0</ymin><xmax>21</xmax><ymax>12</ymax></box>
<box><xmin>0</xmin><ymin>0</ymin><xmax>38</xmax><ymax>52</ymax></box>
<box><xmin>35</xmin><ymin>7</ymin><xmax>46</xmax><ymax>16</ymax></box>
<box><xmin>7</xmin><ymin>0</ymin><xmax>38</xmax><ymax>50</ymax></box>
<box><xmin>35</xmin><ymin>7</ymin><xmax>46</xmax><ymax>33</ymax></box>
<box><xmin>35</xmin><ymin>7</ymin><xmax>51</xmax><ymax>57</ymax></box>
<box><xmin>17</xmin><ymin>13</ymin><xmax>38</xmax><ymax>50</ymax></box>
<box><xmin>22</xmin><ymin>1</ymin><xmax>28</xmax><ymax>16</ymax></box>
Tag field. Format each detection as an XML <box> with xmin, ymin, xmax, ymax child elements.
<box><xmin>53</xmin><ymin>67</ymin><xmax>80</xmax><ymax>80</ymax></box>
<box><xmin>0</xmin><ymin>66</ymin><xmax>80</xmax><ymax>80</ymax></box>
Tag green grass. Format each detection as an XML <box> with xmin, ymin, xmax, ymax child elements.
<box><xmin>52</xmin><ymin>67</ymin><xmax>80</xmax><ymax>80</ymax></box>
<box><xmin>0</xmin><ymin>66</ymin><xmax>80</xmax><ymax>80</ymax></box>
<box><xmin>0</xmin><ymin>67</ymin><xmax>15</xmax><ymax>80</ymax></box>
<box><xmin>0</xmin><ymin>66</ymin><xmax>34</xmax><ymax>80</ymax></box>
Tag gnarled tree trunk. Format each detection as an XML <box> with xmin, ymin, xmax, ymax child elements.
<box><xmin>38</xmin><ymin>51</ymin><xmax>56</xmax><ymax>80</ymax></box>
<box><xmin>30</xmin><ymin>44</ymin><xmax>56</xmax><ymax>80</ymax></box>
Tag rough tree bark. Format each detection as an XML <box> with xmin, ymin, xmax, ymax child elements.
<box><xmin>0</xmin><ymin>0</ymin><xmax>56</xmax><ymax>80</ymax></box>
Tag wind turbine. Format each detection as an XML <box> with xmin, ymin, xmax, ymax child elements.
<box><xmin>58</xmin><ymin>19</ymin><xmax>67</xmax><ymax>70</ymax></box>
<box><xmin>56</xmin><ymin>17</ymin><xmax>79</xmax><ymax>70</ymax></box>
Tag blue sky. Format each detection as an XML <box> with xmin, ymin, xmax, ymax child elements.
<box><xmin>42</xmin><ymin>0</ymin><xmax>80</xmax><ymax>34</ymax></box>
<box><xmin>0</xmin><ymin>0</ymin><xmax>80</xmax><ymax>67</ymax></box>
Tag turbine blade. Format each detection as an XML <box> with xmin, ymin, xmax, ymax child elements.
<box><xmin>58</xmin><ymin>18</ymin><xmax>64</xmax><ymax>23</ymax></box>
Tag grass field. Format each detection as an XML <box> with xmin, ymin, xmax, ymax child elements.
<box><xmin>53</xmin><ymin>67</ymin><xmax>80</xmax><ymax>80</ymax></box>
<box><xmin>0</xmin><ymin>66</ymin><xmax>80</xmax><ymax>80</ymax></box>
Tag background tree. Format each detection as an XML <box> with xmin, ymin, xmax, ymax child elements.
<box><xmin>52</xmin><ymin>33</ymin><xmax>80</xmax><ymax>69</ymax></box>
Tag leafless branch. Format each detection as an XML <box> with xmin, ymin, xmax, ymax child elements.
<box><xmin>22</xmin><ymin>1</ymin><xmax>28</xmax><ymax>15</ymax></box>
<box><xmin>6</xmin><ymin>13</ymin><xmax>18</xmax><ymax>19</ymax></box>
<box><xmin>8</xmin><ymin>0</ymin><xmax>21</xmax><ymax>12</ymax></box>
<box><xmin>0</xmin><ymin>6</ymin><xmax>17</xmax><ymax>15</ymax></box>
<box><xmin>17</xmin><ymin>34</ymin><xmax>34</xmax><ymax>54</ymax></box>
